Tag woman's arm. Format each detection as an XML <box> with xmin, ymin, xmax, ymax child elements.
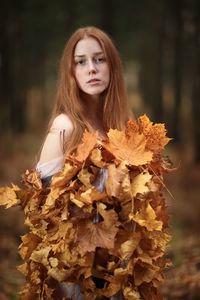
<box><xmin>39</xmin><ymin>113</ymin><xmax>73</xmax><ymax>164</ymax></box>
<box><xmin>36</xmin><ymin>113</ymin><xmax>73</xmax><ymax>180</ymax></box>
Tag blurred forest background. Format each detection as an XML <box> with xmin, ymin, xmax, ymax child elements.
<box><xmin>0</xmin><ymin>0</ymin><xmax>200</xmax><ymax>299</ymax></box>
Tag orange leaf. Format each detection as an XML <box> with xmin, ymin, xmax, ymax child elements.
<box><xmin>73</xmin><ymin>131</ymin><xmax>98</xmax><ymax>162</ymax></box>
<box><xmin>107</xmin><ymin>129</ymin><xmax>153</xmax><ymax>166</ymax></box>
<box><xmin>138</xmin><ymin>114</ymin><xmax>171</xmax><ymax>151</ymax></box>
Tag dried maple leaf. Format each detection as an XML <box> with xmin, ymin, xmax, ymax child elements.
<box><xmin>78</xmin><ymin>167</ymin><xmax>94</xmax><ymax>188</ymax></box>
<box><xmin>77</xmin><ymin>203</ymin><xmax>119</xmax><ymax>252</ymax></box>
<box><xmin>21</xmin><ymin>169</ymin><xmax>42</xmax><ymax>190</ymax></box>
<box><xmin>138</xmin><ymin>114</ymin><xmax>171</xmax><ymax>151</ymax></box>
<box><xmin>19</xmin><ymin>233</ymin><xmax>42</xmax><ymax>260</ymax></box>
<box><xmin>30</xmin><ymin>246</ymin><xmax>51</xmax><ymax>266</ymax></box>
<box><xmin>131</xmin><ymin>172</ymin><xmax>152</xmax><ymax>197</ymax></box>
<box><xmin>0</xmin><ymin>185</ymin><xmax>20</xmax><ymax>208</ymax></box>
<box><xmin>72</xmin><ymin>130</ymin><xmax>98</xmax><ymax>162</ymax></box>
<box><xmin>150</xmin><ymin>195</ymin><xmax>170</xmax><ymax>228</ymax></box>
<box><xmin>72</xmin><ymin>187</ymin><xmax>106</xmax><ymax>206</ymax></box>
<box><xmin>0</xmin><ymin>114</ymin><xmax>173</xmax><ymax>300</ymax></box>
<box><xmin>123</xmin><ymin>285</ymin><xmax>142</xmax><ymax>300</ymax></box>
<box><xmin>119</xmin><ymin>232</ymin><xmax>141</xmax><ymax>260</ymax></box>
<box><xmin>51</xmin><ymin>162</ymin><xmax>80</xmax><ymax>187</ymax></box>
<box><xmin>90</xmin><ymin>147</ymin><xmax>106</xmax><ymax>167</ymax></box>
<box><xmin>125</xmin><ymin>119</ymin><xmax>139</xmax><ymax>136</ymax></box>
<box><xmin>106</xmin><ymin>129</ymin><xmax>153</xmax><ymax>166</ymax></box>
<box><xmin>47</xmin><ymin>266</ymin><xmax>68</xmax><ymax>282</ymax></box>
<box><xmin>132</xmin><ymin>202</ymin><xmax>163</xmax><ymax>231</ymax></box>
<box><xmin>134</xmin><ymin>261</ymin><xmax>163</xmax><ymax>286</ymax></box>
<box><xmin>42</xmin><ymin>186</ymin><xmax>68</xmax><ymax>214</ymax></box>
<box><xmin>105</xmin><ymin>162</ymin><xmax>131</xmax><ymax>201</ymax></box>
<box><xmin>17</xmin><ymin>262</ymin><xmax>28</xmax><ymax>276</ymax></box>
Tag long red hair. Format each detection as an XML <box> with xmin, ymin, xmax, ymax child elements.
<box><xmin>47</xmin><ymin>26</ymin><xmax>132</xmax><ymax>154</ymax></box>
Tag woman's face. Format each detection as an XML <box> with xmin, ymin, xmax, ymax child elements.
<box><xmin>73</xmin><ymin>36</ymin><xmax>110</xmax><ymax>99</ymax></box>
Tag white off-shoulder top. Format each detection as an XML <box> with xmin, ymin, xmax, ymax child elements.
<box><xmin>36</xmin><ymin>113</ymin><xmax>73</xmax><ymax>179</ymax></box>
<box><xmin>36</xmin><ymin>156</ymin><xmax>64</xmax><ymax>179</ymax></box>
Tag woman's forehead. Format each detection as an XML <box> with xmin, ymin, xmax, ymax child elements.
<box><xmin>74</xmin><ymin>37</ymin><xmax>103</xmax><ymax>56</ymax></box>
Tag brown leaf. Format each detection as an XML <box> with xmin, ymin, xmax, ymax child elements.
<box><xmin>21</xmin><ymin>169</ymin><xmax>42</xmax><ymax>190</ymax></box>
<box><xmin>19</xmin><ymin>233</ymin><xmax>42</xmax><ymax>260</ymax></box>
<box><xmin>134</xmin><ymin>261</ymin><xmax>163</xmax><ymax>286</ymax></box>
<box><xmin>77</xmin><ymin>204</ymin><xmax>119</xmax><ymax>252</ymax></box>
<box><xmin>106</xmin><ymin>162</ymin><xmax>131</xmax><ymax>200</ymax></box>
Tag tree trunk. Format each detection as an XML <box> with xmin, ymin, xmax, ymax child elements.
<box><xmin>192</xmin><ymin>2</ymin><xmax>200</xmax><ymax>163</ymax></box>
<box><xmin>153</xmin><ymin>2</ymin><xmax>166</xmax><ymax>123</ymax></box>
<box><xmin>0</xmin><ymin>8</ymin><xmax>13</xmax><ymax>131</ymax></box>
<box><xmin>172</xmin><ymin>0</ymin><xmax>183</xmax><ymax>141</ymax></box>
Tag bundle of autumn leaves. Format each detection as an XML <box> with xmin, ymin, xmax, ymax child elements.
<box><xmin>0</xmin><ymin>115</ymin><xmax>173</xmax><ymax>300</ymax></box>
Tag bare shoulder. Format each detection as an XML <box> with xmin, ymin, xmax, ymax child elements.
<box><xmin>38</xmin><ymin>114</ymin><xmax>73</xmax><ymax>164</ymax></box>
<box><xmin>51</xmin><ymin>113</ymin><xmax>73</xmax><ymax>134</ymax></box>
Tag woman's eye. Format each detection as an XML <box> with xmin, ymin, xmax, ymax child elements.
<box><xmin>76</xmin><ymin>59</ymin><xmax>85</xmax><ymax>65</ymax></box>
<box><xmin>95</xmin><ymin>57</ymin><xmax>105</xmax><ymax>63</ymax></box>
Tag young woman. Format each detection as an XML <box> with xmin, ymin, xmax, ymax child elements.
<box><xmin>36</xmin><ymin>26</ymin><xmax>132</xmax><ymax>183</ymax></box>
<box><xmin>36</xmin><ymin>26</ymin><xmax>132</xmax><ymax>299</ymax></box>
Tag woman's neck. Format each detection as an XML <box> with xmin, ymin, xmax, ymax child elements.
<box><xmin>80</xmin><ymin>92</ymin><xmax>105</xmax><ymax>135</ymax></box>
<box><xmin>81</xmin><ymin>93</ymin><xmax>103</xmax><ymax>120</ymax></box>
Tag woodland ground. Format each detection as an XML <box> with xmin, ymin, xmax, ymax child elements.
<box><xmin>0</xmin><ymin>131</ymin><xmax>200</xmax><ymax>300</ymax></box>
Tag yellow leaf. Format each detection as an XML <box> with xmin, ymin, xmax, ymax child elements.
<box><xmin>131</xmin><ymin>172</ymin><xmax>152</xmax><ymax>197</ymax></box>
<box><xmin>51</xmin><ymin>162</ymin><xmax>80</xmax><ymax>187</ymax></box>
<box><xmin>42</xmin><ymin>186</ymin><xmax>67</xmax><ymax>214</ymax></box>
<box><xmin>49</xmin><ymin>257</ymin><xmax>59</xmax><ymax>268</ymax></box>
<box><xmin>123</xmin><ymin>285</ymin><xmax>142</xmax><ymax>300</ymax></box>
<box><xmin>132</xmin><ymin>202</ymin><xmax>163</xmax><ymax>231</ymax></box>
<box><xmin>30</xmin><ymin>246</ymin><xmax>51</xmax><ymax>266</ymax></box>
<box><xmin>75</xmin><ymin>187</ymin><xmax>106</xmax><ymax>205</ymax></box>
<box><xmin>70</xmin><ymin>193</ymin><xmax>85</xmax><ymax>207</ymax></box>
<box><xmin>0</xmin><ymin>186</ymin><xmax>20</xmax><ymax>208</ymax></box>
<box><xmin>119</xmin><ymin>232</ymin><xmax>141</xmax><ymax>260</ymax></box>
<box><xmin>48</xmin><ymin>267</ymin><xmax>67</xmax><ymax>282</ymax></box>
<box><xmin>90</xmin><ymin>147</ymin><xmax>106</xmax><ymax>167</ymax></box>
<box><xmin>78</xmin><ymin>167</ymin><xmax>94</xmax><ymax>187</ymax></box>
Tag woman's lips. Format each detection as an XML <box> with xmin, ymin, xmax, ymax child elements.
<box><xmin>87</xmin><ymin>78</ymin><xmax>100</xmax><ymax>83</ymax></box>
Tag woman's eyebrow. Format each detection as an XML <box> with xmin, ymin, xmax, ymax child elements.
<box><xmin>74</xmin><ymin>51</ymin><xmax>104</xmax><ymax>58</ymax></box>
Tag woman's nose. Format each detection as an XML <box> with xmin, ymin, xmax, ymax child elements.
<box><xmin>88</xmin><ymin>60</ymin><xmax>97</xmax><ymax>74</ymax></box>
